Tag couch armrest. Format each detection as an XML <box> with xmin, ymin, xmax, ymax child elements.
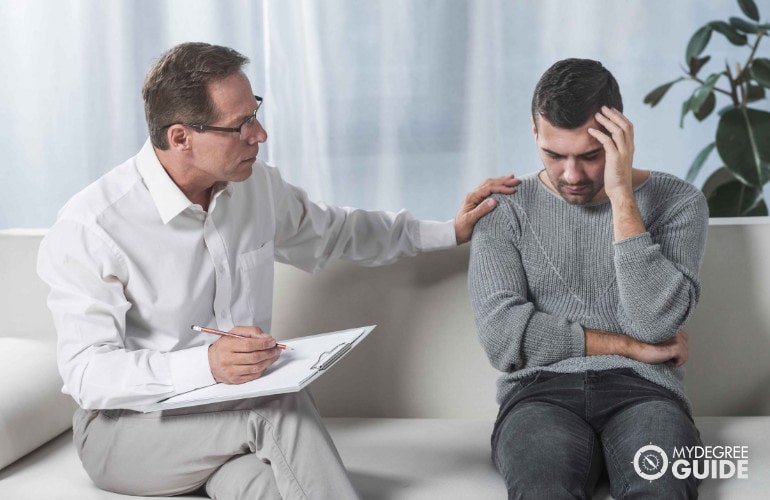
<box><xmin>0</xmin><ymin>338</ymin><xmax>78</xmax><ymax>471</ymax></box>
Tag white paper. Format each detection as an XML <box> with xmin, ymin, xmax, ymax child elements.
<box><xmin>138</xmin><ymin>325</ymin><xmax>375</xmax><ymax>412</ymax></box>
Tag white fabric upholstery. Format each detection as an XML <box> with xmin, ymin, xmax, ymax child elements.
<box><xmin>1</xmin><ymin>227</ymin><xmax>769</xmax><ymax>499</ymax></box>
<box><xmin>0</xmin><ymin>338</ymin><xmax>77</xmax><ymax>470</ymax></box>
<box><xmin>1</xmin><ymin>417</ymin><xmax>768</xmax><ymax>499</ymax></box>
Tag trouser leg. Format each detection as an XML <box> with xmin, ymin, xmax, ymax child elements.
<box><xmin>601</xmin><ymin>399</ymin><xmax>701</xmax><ymax>499</ymax></box>
<box><xmin>205</xmin><ymin>453</ymin><xmax>280</xmax><ymax>499</ymax></box>
<box><xmin>494</xmin><ymin>401</ymin><xmax>603</xmax><ymax>500</ymax></box>
<box><xmin>73</xmin><ymin>390</ymin><xmax>359</xmax><ymax>499</ymax></box>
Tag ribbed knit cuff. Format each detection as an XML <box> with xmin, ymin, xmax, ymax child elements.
<box><xmin>570</xmin><ymin>322</ymin><xmax>587</xmax><ymax>357</ymax></box>
<box><xmin>613</xmin><ymin>232</ymin><xmax>653</xmax><ymax>255</ymax></box>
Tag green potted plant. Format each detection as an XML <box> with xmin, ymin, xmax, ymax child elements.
<box><xmin>644</xmin><ymin>0</ymin><xmax>770</xmax><ymax>216</ymax></box>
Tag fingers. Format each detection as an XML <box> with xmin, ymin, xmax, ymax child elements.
<box><xmin>455</xmin><ymin>174</ymin><xmax>520</xmax><ymax>244</ymax></box>
<box><xmin>664</xmin><ymin>331</ymin><xmax>689</xmax><ymax>368</ymax></box>
<box><xmin>229</xmin><ymin>325</ymin><xmax>267</xmax><ymax>338</ymax></box>
<box><xmin>465</xmin><ymin>175</ymin><xmax>520</xmax><ymax>205</ymax></box>
<box><xmin>208</xmin><ymin>329</ymin><xmax>282</xmax><ymax>384</ymax></box>
<box><xmin>588</xmin><ymin>106</ymin><xmax>634</xmax><ymax>155</ymax></box>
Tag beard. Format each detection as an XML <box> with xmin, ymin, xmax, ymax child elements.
<box><xmin>552</xmin><ymin>178</ymin><xmax>605</xmax><ymax>205</ymax></box>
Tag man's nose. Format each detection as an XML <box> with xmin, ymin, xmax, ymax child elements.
<box><xmin>562</xmin><ymin>157</ymin><xmax>583</xmax><ymax>184</ymax></box>
<box><xmin>245</xmin><ymin>119</ymin><xmax>268</xmax><ymax>144</ymax></box>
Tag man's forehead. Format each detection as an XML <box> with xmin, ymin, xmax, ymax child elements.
<box><xmin>207</xmin><ymin>73</ymin><xmax>255</xmax><ymax>118</ymax></box>
<box><xmin>536</xmin><ymin>117</ymin><xmax>603</xmax><ymax>154</ymax></box>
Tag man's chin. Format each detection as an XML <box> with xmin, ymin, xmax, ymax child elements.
<box><xmin>232</xmin><ymin>164</ymin><xmax>254</xmax><ymax>182</ymax></box>
<box><xmin>559</xmin><ymin>190</ymin><xmax>594</xmax><ymax>205</ymax></box>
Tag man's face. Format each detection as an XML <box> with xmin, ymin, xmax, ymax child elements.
<box><xmin>187</xmin><ymin>72</ymin><xmax>267</xmax><ymax>185</ymax></box>
<box><xmin>533</xmin><ymin>115</ymin><xmax>607</xmax><ymax>205</ymax></box>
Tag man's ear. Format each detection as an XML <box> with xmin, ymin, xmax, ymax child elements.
<box><xmin>167</xmin><ymin>125</ymin><xmax>191</xmax><ymax>151</ymax></box>
<box><xmin>531</xmin><ymin>116</ymin><xmax>538</xmax><ymax>137</ymax></box>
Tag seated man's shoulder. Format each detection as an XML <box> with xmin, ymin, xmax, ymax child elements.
<box><xmin>60</xmin><ymin>161</ymin><xmax>143</xmax><ymax>225</ymax></box>
<box><xmin>475</xmin><ymin>173</ymin><xmax>540</xmax><ymax>237</ymax></box>
<box><xmin>643</xmin><ymin>171</ymin><xmax>708</xmax><ymax>223</ymax></box>
<box><xmin>489</xmin><ymin>172</ymin><xmax>541</xmax><ymax>207</ymax></box>
<box><xmin>647</xmin><ymin>171</ymin><xmax>704</xmax><ymax>199</ymax></box>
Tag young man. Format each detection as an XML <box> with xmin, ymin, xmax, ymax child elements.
<box><xmin>469</xmin><ymin>58</ymin><xmax>708</xmax><ymax>498</ymax></box>
<box><xmin>37</xmin><ymin>42</ymin><xmax>518</xmax><ymax>499</ymax></box>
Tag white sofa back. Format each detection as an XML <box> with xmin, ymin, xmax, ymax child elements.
<box><xmin>274</xmin><ymin>222</ymin><xmax>770</xmax><ymax>419</ymax></box>
<box><xmin>2</xmin><ymin>223</ymin><xmax>769</xmax><ymax>423</ymax></box>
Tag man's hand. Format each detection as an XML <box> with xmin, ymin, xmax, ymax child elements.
<box><xmin>454</xmin><ymin>174</ymin><xmax>520</xmax><ymax>244</ymax></box>
<box><xmin>588</xmin><ymin>107</ymin><xmax>646</xmax><ymax>241</ymax></box>
<box><xmin>585</xmin><ymin>328</ymin><xmax>689</xmax><ymax>368</ymax></box>
<box><xmin>208</xmin><ymin>326</ymin><xmax>281</xmax><ymax>384</ymax></box>
<box><xmin>588</xmin><ymin>106</ymin><xmax>635</xmax><ymax>201</ymax></box>
<box><xmin>627</xmin><ymin>331</ymin><xmax>689</xmax><ymax>368</ymax></box>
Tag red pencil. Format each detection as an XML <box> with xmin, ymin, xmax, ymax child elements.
<box><xmin>190</xmin><ymin>325</ymin><xmax>293</xmax><ymax>350</ymax></box>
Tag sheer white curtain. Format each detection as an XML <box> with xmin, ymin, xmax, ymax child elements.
<box><xmin>0</xmin><ymin>0</ymin><xmax>753</xmax><ymax>229</ymax></box>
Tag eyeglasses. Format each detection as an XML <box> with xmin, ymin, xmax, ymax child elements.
<box><xmin>162</xmin><ymin>95</ymin><xmax>263</xmax><ymax>140</ymax></box>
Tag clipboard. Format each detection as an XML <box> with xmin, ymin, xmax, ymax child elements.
<box><xmin>137</xmin><ymin>325</ymin><xmax>375</xmax><ymax>413</ymax></box>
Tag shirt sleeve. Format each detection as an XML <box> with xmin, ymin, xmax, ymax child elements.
<box><xmin>468</xmin><ymin>202</ymin><xmax>585</xmax><ymax>374</ymax></box>
<box><xmin>268</xmin><ymin>168</ymin><xmax>457</xmax><ymax>272</ymax></box>
<box><xmin>613</xmin><ymin>192</ymin><xmax>709</xmax><ymax>343</ymax></box>
<box><xmin>37</xmin><ymin>220</ymin><xmax>215</xmax><ymax>410</ymax></box>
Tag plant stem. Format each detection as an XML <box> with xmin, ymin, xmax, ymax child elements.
<box><xmin>725</xmin><ymin>62</ymin><xmax>741</xmax><ymax>108</ymax></box>
<box><xmin>737</xmin><ymin>31</ymin><xmax>765</xmax><ymax>84</ymax></box>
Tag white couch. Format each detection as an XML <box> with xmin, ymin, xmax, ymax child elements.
<box><xmin>1</xmin><ymin>225</ymin><xmax>769</xmax><ymax>499</ymax></box>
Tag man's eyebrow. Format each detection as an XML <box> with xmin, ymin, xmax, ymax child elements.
<box><xmin>579</xmin><ymin>147</ymin><xmax>604</xmax><ymax>157</ymax></box>
<box><xmin>541</xmin><ymin>147</ymin><xmax>564</xmax><ymax>157</ymax></box>
<box><xmin>541</xmin><ymin>146</ymin><xmax>603</xmax><ymax>158</ymax></box>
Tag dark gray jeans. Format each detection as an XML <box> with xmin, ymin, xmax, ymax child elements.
<box><xmin>492</xmin><ymin>369</ymin><xmax>701</xmax><ymax>500</ymax></box>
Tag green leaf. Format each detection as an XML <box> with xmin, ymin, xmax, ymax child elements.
<box><xmin>737</xmin><ymin>0</ymin><xmax>760</xmax><ymax>22</ymax></box>
<box><xmin>686</xmin><ymin>142</ymin><xmax>716</xmax><ymax>182</ymax></box>
<box><xmin>747</xmin><ymin>84</ymin><xmax>766</xmax><ymax>102</ymax></box>
<box><xmin>694</xmin><ymin>92</ymin><xmax>717</xmax><ymax>121</ymax></box>
<box><xmin>686</xmin><ymin>26</ymin><xmax>712</xmax><ymax>65</ymax></box>
<box><xmin>751</xmin><ymin>58</ymin><xmax>770</xmax><ymax>88</ymax></box>
<box><xmin>690</xmin><ymin>73</ymin><xmax>722</xmax><ymax>113</ymax></box>
<box><xmin>707</xmin><ymin>180</ymin><xmax>767</xmax><ymax>216</ymax></box>
<box><xmin>708</xmin><ymin>21</ymin><xmax>748</xmax><ymax>46</ymax></box>
<box><xmin>729</xmin><ymin>16</ymin><xmax>758</xmax><ymax>33</ymax></box>
<box><xmin>643</xmin><ymin>78</ymin><xmax>685</xmax><ymax>107</ymax></box>
<box><xmin>689</xmin><ymin>55</ymin><xmax>711</xmax><ymax>76</ymax></box>
<box><xmin>717</xmin><ymin>104</ymin><xmax>736</xmax><ymax>117</ymax></box>
<box><xmin>716</xmin><ymin>108</ymin><xmax>770</xmax><ymax>187</ymax></box>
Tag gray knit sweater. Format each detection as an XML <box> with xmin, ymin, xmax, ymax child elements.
<box><xmin>468</xmin><ymin>171</ymin><xmax>709</xmax><ymax>413</ymax></box>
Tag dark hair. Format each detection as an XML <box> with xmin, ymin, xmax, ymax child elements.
<box><xmin>531</xmin><ymin>58</ymin><xmax>623</xmax><ymax>130</ymax></box>
<box><xmin>142</xmin><ymin>42</ymin><xmax>249</xmax><ymax>149</ymax></box>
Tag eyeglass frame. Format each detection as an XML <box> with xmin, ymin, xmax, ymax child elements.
<box><xmin>161</xmin><ymin>95</ymin><xmax>263</xmax><ymax>139</ymax></box>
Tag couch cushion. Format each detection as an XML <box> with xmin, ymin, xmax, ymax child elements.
<box><xmin>0</xmin><ymin>338</ymin><xmax>77</xmax><ymax>470</ymax></box>
<box><xmin>0</xmin><ymin>417</ymin><xmax>767</xmax><ymax>498</ymax></box>
<box><xmin>325</xmin><ymin>417</ymin><xmax>770</xmax><ymax>499</ymax></box>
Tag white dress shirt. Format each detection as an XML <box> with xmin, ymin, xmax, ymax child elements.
<box><xmin>37</xmin><ymin>139</ymin><xmax>456</xmax><ymax>410</ymax></box>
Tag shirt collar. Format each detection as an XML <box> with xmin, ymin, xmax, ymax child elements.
<box><xmin>135</xmin><ymin>139</ymin><xmax>232</xmax><ymax>224</ymax></box>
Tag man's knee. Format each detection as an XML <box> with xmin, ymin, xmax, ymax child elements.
<box><xmin>494</xmin><ymin>403</ymin><xmax>602</xmax><ymax>499</ymax></box>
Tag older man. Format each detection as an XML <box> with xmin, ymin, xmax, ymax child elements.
<box><xmin>38</xmin><ymin>42</ymin><xmax>518</xmax><ymax>499</ymax></box>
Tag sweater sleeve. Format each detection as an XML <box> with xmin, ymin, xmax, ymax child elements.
<box><xmin>468</xmin><ymin>202</ymin><xmax>585</xmax><ymax>374</ymax></box>
<box><xmin>614</xmin><ymin>191</ymin><xmax>709</xmax><ymax>343</ymax></box>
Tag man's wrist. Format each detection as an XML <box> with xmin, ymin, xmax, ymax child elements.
<box><xmin>584</xmin><ymin>327</ymin><xmax>633</xmax><ymax>357</ymax></box>
<box><xmin>609</xmin><ymin>194</ymin><xmax>646</xmax><ymax>241</ymax></box>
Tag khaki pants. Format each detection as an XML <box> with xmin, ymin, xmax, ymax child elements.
<box><xmin>73</xmin><ymin>391</ymin><xmax>359</xmax><ymax>499</ymax></box>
